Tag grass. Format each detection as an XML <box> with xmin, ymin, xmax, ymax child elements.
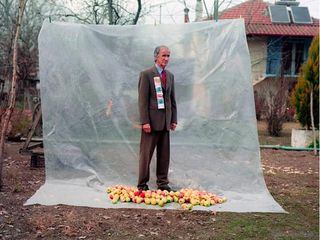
<box><xmin>213</xmin><ymin>194</ymin><xmax>318</xmax><ymax>239</ymax></box>
<box><xmin>257</xmin><ymin>121</ymin><xmax>301</xmax><ymax>146</ymax></box>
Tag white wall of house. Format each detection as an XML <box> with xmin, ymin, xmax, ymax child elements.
<box><xmin>247</xmin><ymin>36</ymin><xmax>267</xmax><ymax>85</ymax></box>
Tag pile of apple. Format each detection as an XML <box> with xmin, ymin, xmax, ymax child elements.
<box><xmin>106</xmin><ymin>185</ymin><xmax>226</xmax><ymax>210</ymax></box>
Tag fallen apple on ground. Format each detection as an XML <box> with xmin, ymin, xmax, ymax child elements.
<box><xmin>106</xmin><ymin>185</ymin><xmax>226</xmax><ymax>210</ymax></box>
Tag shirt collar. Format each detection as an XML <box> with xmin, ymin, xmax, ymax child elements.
<box><xmin>155</xmin><ymin>64</ymin><xmax>164</xmax><ymax>75</ymax></box>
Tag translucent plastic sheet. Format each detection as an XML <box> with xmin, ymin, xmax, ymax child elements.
<box><xmin>26</xmin><ymin>19</ymin><xmax>285</xmax><ymax>212</ymax></box>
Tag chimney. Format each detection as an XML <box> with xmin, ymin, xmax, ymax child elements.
<box><xmin>184</xmin><ymin>7</ymin><xmax>190</xmax><ymax>23</ymax></box>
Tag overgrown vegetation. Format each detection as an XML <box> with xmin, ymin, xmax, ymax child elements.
<box><xmin>8</xmin><ymin>110</ymin><xmax>32</xmax><ymax>139</ymax></box>
<box><xmin>264</xmin><ymin>78</ymin><xmax>289</xmax><ymax>136</ymax></box>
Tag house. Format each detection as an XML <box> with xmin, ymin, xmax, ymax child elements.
<box><xmin>219</xmin><ymin>0</ymin><xmax>319</xmax><ymax>99</ymax></box>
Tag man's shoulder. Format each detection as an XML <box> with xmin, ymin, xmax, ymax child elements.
<box><xmin>141</xmin><ymin>66</ymin><xmax>156</xmax><ymax>75</ymax></box>
<box><xmin>166</xmin><ymin>69</ymin><xmax>173</xmax><ymax>75</ymax></box>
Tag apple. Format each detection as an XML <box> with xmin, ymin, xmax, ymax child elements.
<box><xmin>145</xmin><ymin>191</ymin><xmax>151</xmax><ymax>198</ymax></box>
<box><xmin>151</xmin><ymin>198</ymin><xmax>157</xmax><ymax>205</ymax></box>
<box><xmin>181</xmin><ymin>203</ymin><xmax>193</xmax><ymax>210</ymax></box>
<box><xmin>136</xmin><ymin>197</ymin><xmax>142</xmax><ymax>204</ymax></box>
<box><xmin>184</xmin><ymin>197</ymin><xmax>190</xmax><ymax>203</ymax></box>
<box><xmin>139</xmin><ymin>192</ymin><xmax>145</xmax><ymax>198</ymax></box>
<box><xmin>111</xmin><ymin>197</ymin><xmax>118</xmax><ymax>204</ymax></box>
<box><xmin>134</xmin><ymin>191</ymin><xmax>140</xmax><ymax>196</ymax></box>
<box><xmin>161</xmin><ymin>197</ymin><xmax>167</xmax><ymax>203</ymax></box>
<box><xmin>144</xmin><ymin>198</ymin><xmax>151</xmax><ymax>205</ymax></box>
<box><xmin>204</xmin><ymin>200</ymin><xmax>211</xmax><ymax>207</ymax></box>
<box><xmin>179</xmin><ymin>198</ymin><xmax>185</xmax><ymax>204</ymax></box>
<box><xmin>190</xmin><ymin>198</ymin><xmax>200</xmax><ymax>206</ymax></box>
<box><xmin>158</xmin><ymin>199</ymin><xmax>164</xmax><ymax>207</ymax></box>
<box><xmin>166</xmin><ymin>196</ymin><xmax>173</xmax><ymax>203</ymax></box>
<box><xmin>120</xmin><ymin>195</ymin><xmax>126</xmax><ymax>202</ymax></box>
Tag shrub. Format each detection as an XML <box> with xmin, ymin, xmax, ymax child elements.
<box><xmin>7</xmin><ymin>110</ymin><xmax>32</xmax><ymax>139</ymax></box>
<box><xmin>308</xmin><ymin>139</ymin><xmax>319</xmax><ymax>148</ymax></box>
<box><xmin>264</xmin><ymin>78</ymin><xmax>289</xmax><ymax>136</ymax></box>
<box><xmin>290</xmin><ymin>36</ymin><xmax>319</xmax><ymax>129</ymax></box>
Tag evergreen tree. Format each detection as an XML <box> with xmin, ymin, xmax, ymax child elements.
<box><xmin>291</xmin><ymin>36</ymin><xmax>319</xmax><ymax>129</ymax></box>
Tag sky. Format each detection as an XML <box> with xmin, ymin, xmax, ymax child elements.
<box><xmin>141</xmin><ymin>0</ymin><xmax>320</xmax><ymax>24</ymax></box>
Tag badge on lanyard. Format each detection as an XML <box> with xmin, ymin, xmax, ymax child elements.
<box><xmin>153</xmin><ymin>76</ymin><xmax>165</xmax><ymax>109</ymax></box>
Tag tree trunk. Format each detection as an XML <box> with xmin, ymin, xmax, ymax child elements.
<box><xmin>107</xmin><ymin>0</ymin><xmax>113</xmax><ymax>24</ymax></box>
<box><xmin>0</xmin><ymin>0</ymin><xmax>27</xmax><ymax>190</ymax></box>
<box><xmin>310</xmin><ymin>88</ymin><xmax>317</xmax><ymax>155</ymax></box>
<box><xmin>133</xmin><ymin>0</ymin><xmax>142</xmax><ymax>25</ymax></box>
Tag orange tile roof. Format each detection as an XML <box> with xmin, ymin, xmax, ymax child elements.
<box><xmin>219</xmin><ymin>0</ymin><xmax>319</xmax><ymax>36</ymax></box>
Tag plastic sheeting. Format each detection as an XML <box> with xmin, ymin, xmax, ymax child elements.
<box><xmin>26</xmin><ymin>19</ymin><xmax>285</xmax><ymax>212</ymax></box>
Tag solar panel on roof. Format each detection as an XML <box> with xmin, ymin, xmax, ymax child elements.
<box><xmin>269</xmin><ymin>5</ymin><xmax>290</xmax><ymax>24</ymax></box>
<box><xmin>291</xmin><ymin>6</ymin><xmax>313</xmax><ymax>24</ymax></box>
<box><xmin>275</xmin><ymin>1</ymin><xmax>300</xmax><ymax>7</ymax></box>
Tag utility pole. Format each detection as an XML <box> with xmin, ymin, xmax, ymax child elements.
<box><xmin>159</xmin><ymin>4</ymin><xmax>162</xmax><ymax>24</ymax></box>
<box><xmin>213</xmin><ymin>0</ymin><xmax>219</xmax><ymax>21</ymax></box>
<box><xmin>150</xmin><ymin>1</ymin><xmax>175</xmax><ymax>24</ymax></box>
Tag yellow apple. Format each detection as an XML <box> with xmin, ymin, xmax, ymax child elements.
<box><xmin>151</xmin><ymin>198</ymin><xmax>157</xmax><ymax>205</ymax></box>
<box><xmin>144</xmin><ymin>198</ymin><xmax>151</xmax><ymax>205</ymax></box>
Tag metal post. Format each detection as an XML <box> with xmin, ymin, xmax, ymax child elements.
<box><xmin>214</xmin><ymin>0</ymin><xmax>219</xmax><ymax>21</ymax></box>
<box><xmin>160</xmin><ymin>4</ymin><xmax>162</xmax><ymax>24</ymax></box>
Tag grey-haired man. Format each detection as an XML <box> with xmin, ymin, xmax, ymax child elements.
<box><xmin>137</xmin><ymin>46</ymin><xmax>177</xmax><ymax>191</ymax></box>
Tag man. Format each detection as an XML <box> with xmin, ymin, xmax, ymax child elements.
<box><xmin>137</xmin><ymin>46</ymin><xmax>177</xmax><ymax>191</ymax></box>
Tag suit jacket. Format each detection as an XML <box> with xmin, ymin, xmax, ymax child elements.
<box><xmin>138</xmin><ymin>66</ymin><xmax>177</xmax><ymax>131</ymax></box>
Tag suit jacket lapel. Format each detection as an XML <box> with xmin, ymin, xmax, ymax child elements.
<box><xmin>165</xmin><ymin>70</ymin><xmax>170</xmax><ymax>91</ymax></box>
<box><xmin>152</xmin><ymin>66</ymin><xmax>159</xmax><ymax>77</ymax></box>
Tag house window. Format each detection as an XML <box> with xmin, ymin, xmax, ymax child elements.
<box><xmin>282</xmin><ymin>42</ymin><xmax>304</xmax><ymax>75</ymax></box>
<box><xmin>266</xmin><ymin>37</ymin><xmax>311</xmax><ymax>76</ymax></box>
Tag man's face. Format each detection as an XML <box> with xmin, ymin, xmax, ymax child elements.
<box><xmin>155</xmin><ymin>48</ymin><xmax>170</xmax><ymax>69</ymax></box>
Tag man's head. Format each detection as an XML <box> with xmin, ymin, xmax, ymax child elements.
<box><xmin>154</xmin><ymin>46</ymin><xmax>170</xmax><ymax>69</ymax></box>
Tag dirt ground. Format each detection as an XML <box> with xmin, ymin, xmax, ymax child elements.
<box><xmin>0</xmin><ymin>142</ymin><xmax>319</xmax><ymax>240</ymax></box>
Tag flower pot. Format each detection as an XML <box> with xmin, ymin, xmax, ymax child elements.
<box><xmin>291</xmin><ymin>129</ymin><xmax>319</xmax><ymax>148</ymax></box>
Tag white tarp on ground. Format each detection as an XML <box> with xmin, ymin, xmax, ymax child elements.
<box><xmin>26</xmin><ymin>19</ymin><xmax>285</xmax><ymax>212</ymax></box>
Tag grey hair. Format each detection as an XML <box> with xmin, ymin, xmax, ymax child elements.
<box><xmin>154</xmin><ymin>45</ymin><xmax>169</xmax><ymax>61</ymax></box>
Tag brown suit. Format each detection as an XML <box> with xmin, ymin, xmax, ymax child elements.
<box><xmin>138</xmin><ymin>66</ymin><xmax>177</xmax><ymax>188</ymax></box>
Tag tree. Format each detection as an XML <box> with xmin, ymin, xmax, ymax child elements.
<box><xmin>263</xmin><ymin>77</ymin><xmax>289</xmax><ymax>136</ymax></box>
<box><xmin>53</xmin><ymin>0</ymin><xmax>143</xmax><ymax>25</ymax></box>
<box><xmin>0</xmin><ymin>0</ymin><xmax>27</xmax><ymax>190</ymax></box>
<box><xmin>291</xmin><ymin>36</ymin><xmax>319</xmax><ymax>154</ymax></box>
<box><xmin>0</xmin><ymin>0</ymin><xmax>57</xmax><ymax>112</ymax></box>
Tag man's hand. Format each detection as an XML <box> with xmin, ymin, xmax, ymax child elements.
<box><xmin>170</xmin><ymin>123</ymin><xmax>177</xmax><ymax>131</ymax></box>
<box><xmin>142</xmin><ymin>123</ymin><xmax>151</xmax><ymax>133</ymax></box>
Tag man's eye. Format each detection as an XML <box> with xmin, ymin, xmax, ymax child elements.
<box><xmin>162</xmin><ymin>55</ymin><xmax>170</xmax><ymax>57</ymax></box>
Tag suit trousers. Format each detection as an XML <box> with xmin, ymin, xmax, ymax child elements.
<box><xmin>138</xmin><ymin>129</ymin><xmax>170</xmax><ymax>188</ymax></box>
